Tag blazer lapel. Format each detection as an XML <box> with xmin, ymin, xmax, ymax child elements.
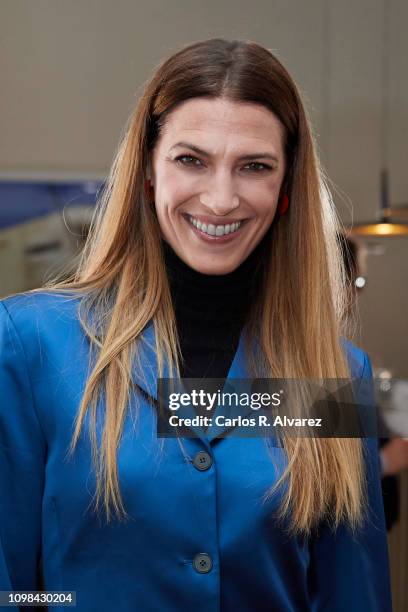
<box><xmin>131</xmin><ymin>321</ymin><xmax>208</xmax><ymax>440</ymax></box>
<box><xmin>205</xmin><ymin>332</ymin><xmax>255</xmax><ymax>442</ymax></box>
<box><xmin>132</xmin><ymin>320</ymin><xmax>256</xmax><ymax>443</ymax></box>
<box><xmin>131</xmin><ymin>320</ymin><xmax>166</xmax><ymax>401</ymax></box>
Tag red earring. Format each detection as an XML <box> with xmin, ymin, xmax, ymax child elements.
<box><xmin>144</xmin><ymin>179</ymin><xmax>152</xmax><ymax>194</ymax></box>
<box><xmin>278</xmin><ymin>193</ymin><xmax>289</xmax><ymax>215</ymax></box>
<box><xmin>144</xmin><ymin>179</ymin><xmax>154</xmax><ymax>202</ymax></box>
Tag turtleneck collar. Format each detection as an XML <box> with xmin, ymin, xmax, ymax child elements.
<box><xmin>162</xmin><ymin>235</ymin><xmax>267</xmax><ymax>326</ymax></box>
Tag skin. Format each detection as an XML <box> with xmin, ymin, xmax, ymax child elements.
<box><xmin>149</xmin><ymin>97</ymin><xmax>287</xmax><ymax>275</ymax></box>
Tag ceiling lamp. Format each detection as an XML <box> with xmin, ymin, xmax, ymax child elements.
<box><xmin>347</xmin><ymin>0</ymin><xmax>408</xmax><ymax>238</ymax></box>
<box><xmin>347</xmin><ymin>171</ymin><xmax>408</xmax><ymax>237</ymax></box>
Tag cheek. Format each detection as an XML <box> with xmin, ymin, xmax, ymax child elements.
<box><xmin>156</xmin><ymin>170</ymin><xmax>199</xmax><ymax>210</ymax></box>
<box><xmin>246</xmin><ymin>182</ymin><xmax>280</xmax><ymax>217</ymax></box>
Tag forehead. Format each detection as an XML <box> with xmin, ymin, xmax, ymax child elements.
<box><xmin>156</xmin><ymin>97</ymin><xmax>285</xmax><ymax>154</ymax></box>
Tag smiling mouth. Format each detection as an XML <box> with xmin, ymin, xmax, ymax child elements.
<box><xmin>184</xmin><ymin>213</ymin><xmax>248</xmax><ymax>237</ymax></box>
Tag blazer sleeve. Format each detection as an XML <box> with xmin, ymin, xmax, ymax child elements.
<box><xmin>0</xmin><ymin>300</ymin><xmax>46</xmax><ymax>590</ymax></box>
<box><xmin>308</xmin><ymin>352</ymin><xmax>393</xmax><ymax>611</ymax></box>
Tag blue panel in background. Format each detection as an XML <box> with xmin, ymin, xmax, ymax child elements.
<box><xmin>0</xmin><ymin>180</ymin><xmax>104</xmax><ymax>230</ymax></box>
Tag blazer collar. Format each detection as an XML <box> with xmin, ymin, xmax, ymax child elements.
<box><xmin>132</xmin><ymin>323</ymin><xmax>365</xmax><ymax>444</ymax></box>
<box><xmin>132</xmin><ymin>320</ymin><xmax>255</xmax><ymax>443</ymax></box>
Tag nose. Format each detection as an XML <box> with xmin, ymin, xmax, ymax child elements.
<box><xmin>199</xmin><ymin>174</ymin><xmax>240</xmax><ymax>216</ymax></box>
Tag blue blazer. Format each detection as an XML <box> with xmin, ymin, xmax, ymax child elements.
<box><xmin>0</xmin><ymin>292</ymin><xmax>392</xmax><ymax>611</ymax></box>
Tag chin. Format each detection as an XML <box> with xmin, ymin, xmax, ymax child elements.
<box><xmin>190</xmin><ymin>258</ymin><xmax>239</xmax><ymax>276</ymax></box>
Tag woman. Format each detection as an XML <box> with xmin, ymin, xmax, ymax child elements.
<box><xmin>0</xmin><ymin>38</ymin><xmax>391</xmax><ymax>610</ymax></box>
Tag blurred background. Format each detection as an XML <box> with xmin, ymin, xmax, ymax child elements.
<box><xmin>1</xmin><ymin>1</ymin><xmax>407</xmax><ymax>608</ymax></box>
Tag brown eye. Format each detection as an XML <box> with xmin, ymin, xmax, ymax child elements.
<box><xmin>175</xmin><ymin>155</ymin><xmax>203</xmax><ymax>167</ymax></box>
<box><xmin>243</xmin><ymin>162</ymin><xmax>272</xmax><ymax>172</ymax></box>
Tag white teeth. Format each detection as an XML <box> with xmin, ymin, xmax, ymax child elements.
<box><xmin>188</xmin><ymin>215</ymin><xmax>242</xmax><ymax>237</ymax></box>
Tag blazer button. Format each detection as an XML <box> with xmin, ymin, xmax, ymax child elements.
<box><xmin>193</xmin><ymin>553</ymin><xmax>213</xmax><ymax>573</ymax></box>
<box><xmin>192</xmin><ymin>451</ymin><xmax>213</xmax><ymax>471</ymax></box>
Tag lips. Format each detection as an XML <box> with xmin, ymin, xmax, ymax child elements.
<box><xmin>184</xmin><ymin>213</ymin><xmax>247</xmax><ymax>225</ymax></box>
<box><xmin>183</xmin><ymin>212</ymin><xmax>247</xmax><ymax>244</ymax></box>
<box><xmin>187</xmin><ymin>214</ymin><xmax>243</xmax><ymax>237</ymax></box>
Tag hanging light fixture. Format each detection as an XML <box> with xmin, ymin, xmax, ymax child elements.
<box><xmin>347</xmin><ymin>0</ymin><xmax>408</xmax><ymax>238</ymax></box>
<box><xmin>347</xmin><ymin>170</ymin><xmax>408</xmax><ymax>236</ymax></box>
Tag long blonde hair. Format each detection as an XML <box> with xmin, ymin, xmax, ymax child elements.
<box><xmin>44</xmin><ymin>38</ymin><xmax>365</xmax><ymax>536</ymax></box>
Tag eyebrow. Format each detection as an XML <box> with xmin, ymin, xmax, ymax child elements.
<box><xmin>169</xmin><ymin>141</ymin><xmax>279</xmax><ymax>164</ymax></box>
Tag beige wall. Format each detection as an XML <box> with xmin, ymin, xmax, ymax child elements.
<box><xmin>0</xmin><ymin>0</ymin><xmax>329</xmax><ymax>175</ymax></box>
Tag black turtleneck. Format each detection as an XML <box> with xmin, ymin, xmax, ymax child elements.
<box><xmin>162</xmin><ymin>236</ymin><xmax>266</xmax><ymax>379</ymax></box>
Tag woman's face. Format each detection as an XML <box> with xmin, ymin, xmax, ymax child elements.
<box><xmin>150</xmin><ymin>97</ymin><xmax>286</xmax><ymax>274</ymax></box>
